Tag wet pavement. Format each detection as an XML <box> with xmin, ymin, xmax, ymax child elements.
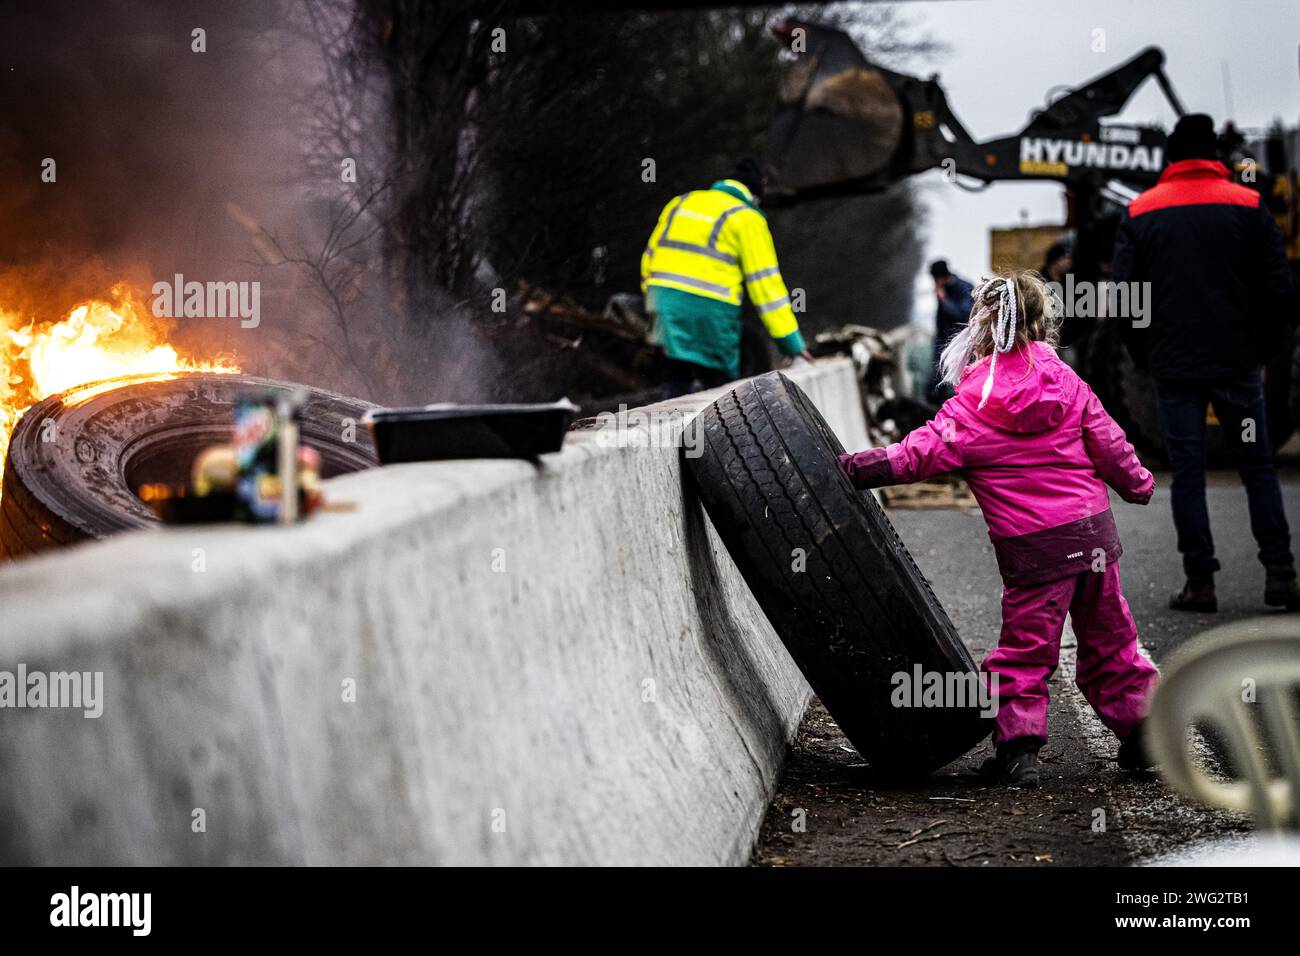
<box><xmin>752</xmin><ymin>470</ymin><xmax>1297</xmax><ymax>866</ymax></box>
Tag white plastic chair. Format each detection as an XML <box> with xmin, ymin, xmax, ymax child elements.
<box><xmin>1146</xmin><ymin>618</ymin><xmax>1300</xmax><ymax>830</ymax></box>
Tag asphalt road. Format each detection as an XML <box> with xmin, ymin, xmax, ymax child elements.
<box><xmin>752</xmin><ymin>469</ymin><xmax>1299</xmax><ymax>866</ymax></box>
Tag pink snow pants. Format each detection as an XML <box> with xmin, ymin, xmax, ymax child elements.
<box><xmin>982</xmin><ymin>561</ymin><xmax>1158</xmax><ymax>746</ymax></box>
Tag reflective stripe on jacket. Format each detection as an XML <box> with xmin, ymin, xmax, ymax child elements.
<box><xmin>641</xmin><ymin>179</ymin><xmax>804</xmax><ymax>374</ymax></box>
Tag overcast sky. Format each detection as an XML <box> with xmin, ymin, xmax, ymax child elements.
<box><xmin>891</xmin><ymin>0</ymin><xmax>1300</xmax><ymax>323</ymax></box>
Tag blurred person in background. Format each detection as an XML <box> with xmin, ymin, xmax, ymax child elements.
<box><xmin>1040</xmin><ymin>240</ymin><xmax>1073</xmax><ymax>285</ymax></box>
<box><xmin>927</xmin><ymin>259</ymin><xmax>974</xmax><ymax>405</ymax></box>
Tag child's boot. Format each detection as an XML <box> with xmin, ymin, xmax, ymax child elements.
<box><xmin>979</xmin><ymin>738</ymin><xmax>1041</xmax><ymax>788</ymax></box>
<box><xmin>1169</xmin><ymin>575</ymin><xmax>1216</xmax><ymax>613</ymax></box>
<box><xmin>1117</xmin><ymin>719</ymin><xmax>1155</xmax><ymax>771</ymax></box>
<box><xmin>1264</xmin><ymin>564</ymin><xmax>1300</xmax><ymax>610</ymax></box>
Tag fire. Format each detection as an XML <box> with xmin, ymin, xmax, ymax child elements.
<box><xmin>1</xmin><ymin>284</ymin><xmax>238</xmax><ymax>494</ymax></box>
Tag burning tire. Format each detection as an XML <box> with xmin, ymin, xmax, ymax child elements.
<box><xmin>0</xmin><ymin>373</ymin><xmax>377</xmax><ymax>558</ymax></box>
<box><xmin>686</xmin><ymin>372</ymin><xmax>991</xmax><ymax>776</ymax></box>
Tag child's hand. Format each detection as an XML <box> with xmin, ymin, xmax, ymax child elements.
<box><xmin>1122</xmin><ymin>472</ymin><xmax>1155</xmax><ymax>505</ymax></box>
<box><xmin>838</xmin><ymin>447</ymin><xmax>894</xmax><ymax>489</ymax></box>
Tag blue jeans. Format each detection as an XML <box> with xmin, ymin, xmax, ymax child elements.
<box><xmin>1154</xmin><ymin>369</ymin><xmax>1293</xmax><ymax>577</ymax></box>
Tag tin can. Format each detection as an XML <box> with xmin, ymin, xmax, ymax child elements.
<box><xmin>232</xmin><ymin>393</ymin><xmax>282</xmax><ymax>523</ymax></box>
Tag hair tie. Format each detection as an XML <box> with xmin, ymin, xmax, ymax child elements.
<box><xmin>977</xmin><ymin>277</ymin><xmax>1017</xmax><ymax>409</ymax></box>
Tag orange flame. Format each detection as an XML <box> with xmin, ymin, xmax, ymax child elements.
<box><xmin>1</xmin><ymin>284</ymin><xmax>239</xmax><ymax>498</ymax></box>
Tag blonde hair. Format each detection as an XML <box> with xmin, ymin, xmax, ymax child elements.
<box><xmin>938</xmin><ymin>269</ymin><xmax>1062</xmax><ymax>388</ymax></box>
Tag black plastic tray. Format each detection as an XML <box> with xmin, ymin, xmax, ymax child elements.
<box><xmin>363</xmin><ymin>400</ymin><xmax>579</xmax><ymax>463</ymax></box>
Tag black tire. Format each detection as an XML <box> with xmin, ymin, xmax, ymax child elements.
<box><xmin>686</xmin><ymin>372</ymin><xmax>991</xmax><ymax>776</ymax></box>
<box><xmin>1</xmin><ymin>373</ymin><xmax>377</xmax><ymax>558</ymax></box>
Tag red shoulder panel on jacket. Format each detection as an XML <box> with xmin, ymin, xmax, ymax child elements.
<box><xmin>1129</xmin><ymin>177</ymin><xmax>1260</xmax><ymax>217</ymax></box>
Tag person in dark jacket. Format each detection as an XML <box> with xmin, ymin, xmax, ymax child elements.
<box><xmin>927</xmin><ymin>260</ymin><xmax>974</xmax><ymax>405</ymax></box>
<box><xmin>1111</xmin><ymin>113</ymin><xmax>1299</xmax><ymax>612</ymax></box>
<box><xmin>1040</xmin><ymin>240</ymin><xmax>1073</xmax><ymax>285</ymax></box>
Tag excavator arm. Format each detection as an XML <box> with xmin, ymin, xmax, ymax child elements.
<box><xmin>764</xmin><ymin>19</ymin><xmax>1184</xmax><ymax>203</ymax></box>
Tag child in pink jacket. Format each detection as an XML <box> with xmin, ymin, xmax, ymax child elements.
<box><xmin>839</xmin><ymin>271</ymin><xmax>1158</xmax><ymax>787</ymax></box>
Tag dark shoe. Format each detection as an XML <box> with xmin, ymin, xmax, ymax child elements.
<box><xmin>1264</xmin><ymin>565</ymin><xmax>1300</xmax><ymax>610</ymax></box>
<box><xmin>1117</xmin><ymin>720</ymin><xmax>1155</xmax><ymax>771</ymax></box>
<box><xmin>1169</xmin><ymin>576</ymin><xmax>1216</xmax><ymax>613</ymax></box>
<box><xmin>978</xmin><ymin>739</ymin><xmax>1041</xmax><ymax>788</ymax></box>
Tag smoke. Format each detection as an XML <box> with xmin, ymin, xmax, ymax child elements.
<box><xmin>0</xmin><ymin>0</ymin><xmax>500</xmax><ymax>404</ymax></box>
<box><xmin>1</xmin><ymin>3</ymin><xmax>275</xmax><ymax>302</ymax></box>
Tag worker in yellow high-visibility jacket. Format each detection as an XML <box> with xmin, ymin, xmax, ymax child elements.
<box><xmin>641</xmin><ymin>159</ymin><xmax>812</xmax><ymax>397</ymax></box>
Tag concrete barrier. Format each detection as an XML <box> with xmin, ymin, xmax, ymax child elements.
<box><xmin>0</xmin><ymin>359</ymin><xmax>868</xmax><ymax>865</ymax></box>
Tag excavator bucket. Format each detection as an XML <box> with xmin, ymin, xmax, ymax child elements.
<box><xmin>765</xmin><ymin>20</ymin><xmax>907</xmax><ymax>202</ymax></box>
